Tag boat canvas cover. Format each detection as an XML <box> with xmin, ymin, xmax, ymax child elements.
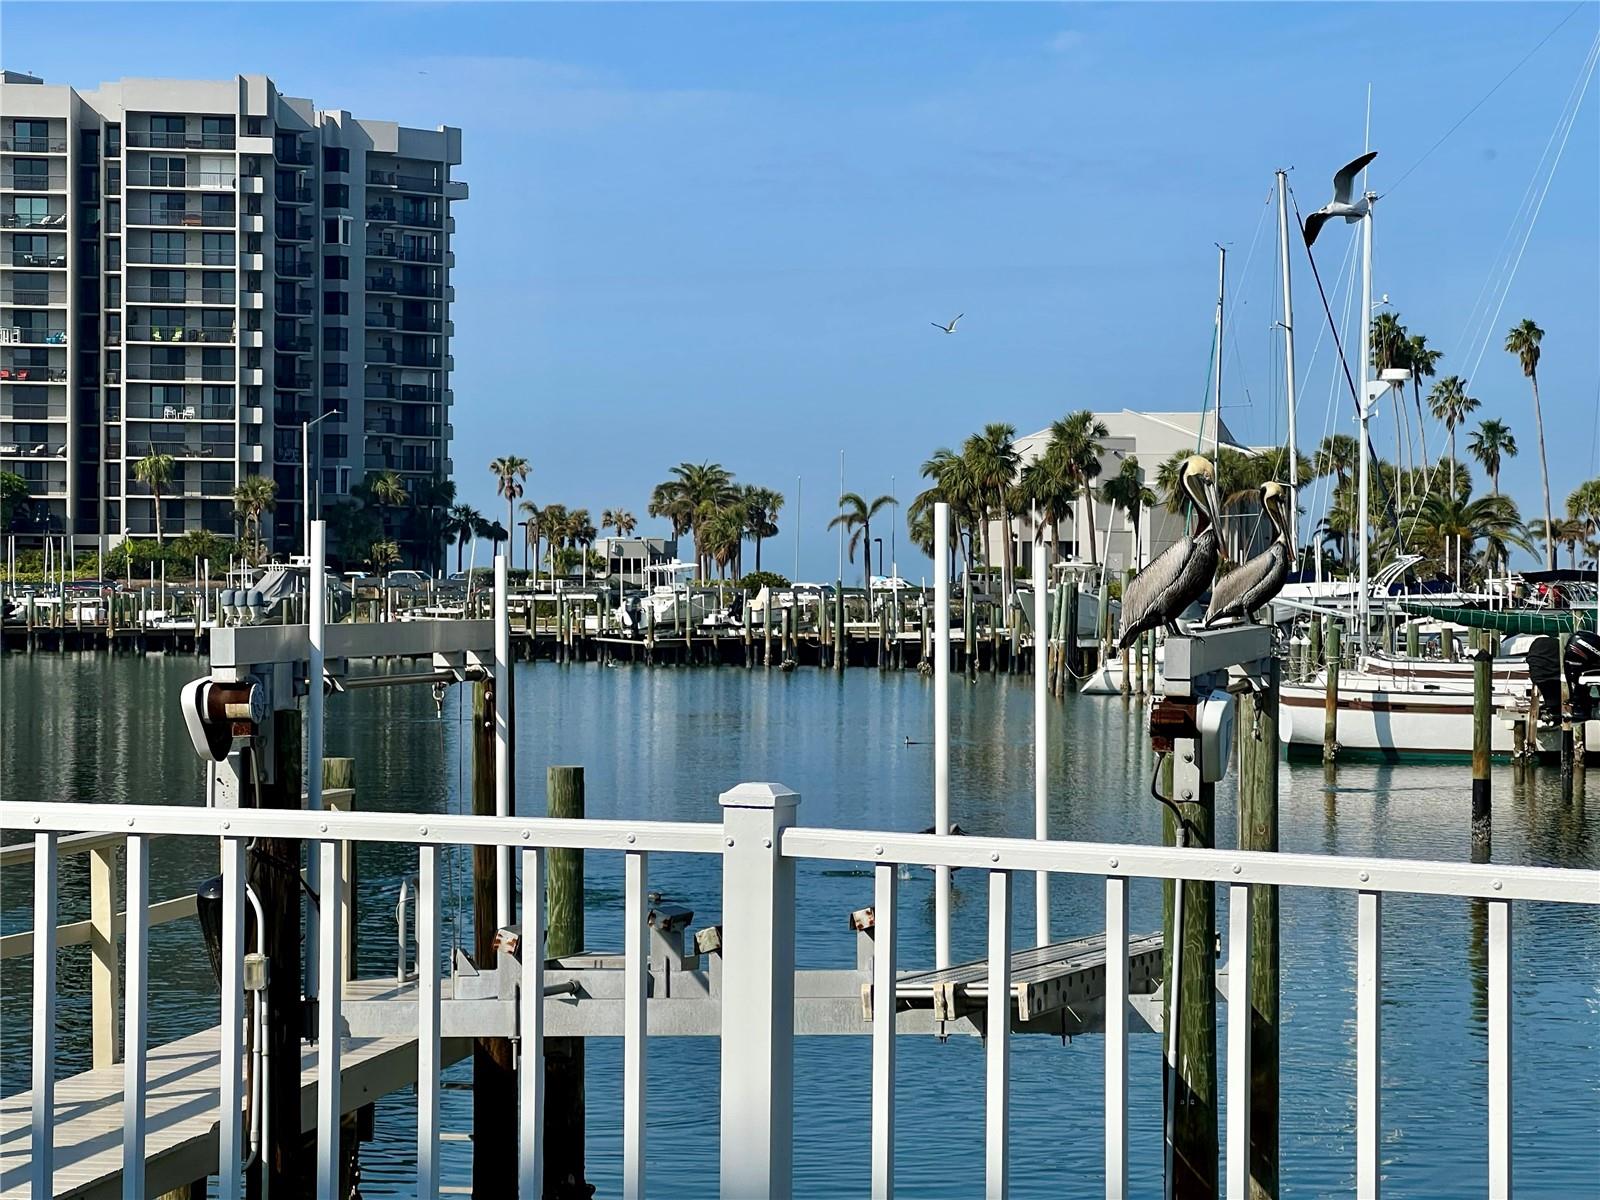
<box><xmin>1398</xmin><ymin>601</ymin><xmax>1597</xmax><ymax>635</ymax></box>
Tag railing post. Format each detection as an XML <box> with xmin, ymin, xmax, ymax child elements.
<box><xmin>89</xmin><ymin>840</ymin><xmax>122</xmax><ymax>1068</ymax></box>
<box><xmin>719</xmin><ymin>782</ymin><xmax>799</xmax><ymax>1200</ymax></box>
<box><xmin>31</xmin><ymin>831</ymin><xmax>58</xmax><ymax>1198</ymax></box>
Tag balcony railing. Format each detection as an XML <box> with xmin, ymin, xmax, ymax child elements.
<box><xmin>0</xmin><ymin>441</ymin><xmax>67</xmax><ymax>457</ymax></box>
<box><xmin>363</xmin><ymin>382</ymin><xmax>441</xmax><ymax>403</ymax></box>
<box><xmin>276</xmin><ymin>143</ymin><xmax>314</xmax><ymax>166</ymax></box>
<box><xmin>275</xmin><ymin>219</ymin><xmax>314</xmax><ymax>241</ymax></box>
<box><xmin>276</xmin><ymin>183</ymin><xmax>314</xmax><ymax>205</ymax></box>
<box><xmin>125</xmin><ymin>325</ymin><xmax>235</xmax><ymax>344</ymax></box>
<box><xmin>125</xmin><ymin>402</ymin><xmax>236</xmax><ymax>421</ymax></box>
<box><xmin>1</xmin><ymin>173</ymin><xmax>68</xmax><ymax>191</ymax></box>
<box><xmin>8</xmin><ymin>330</ymin><xmax>68</xmax><ymax>345</ymax></box>
<box><xmin>10</xmin><ymin>252</ymin><xmax>68</xmax><ymax>268</ymax></box>
<box><xmin>277</xmin><ymin>296</ymin><xmax>314</xmax><ymax>315</ymax></box>
<box><xmin>125</xmin><ymin>441</ymin><xmax>234</xmax><ymax>461</ymax></box>
<box><xmin>365</xmin><ymin>240</ymin><xmax>442</xmax><ymax>264</ymax></box>
<box><xmin>2</xmin><ymin>285</ymin><xmax>68</xmax><ymax>305</ymax></box>
<box><xmin>1</xmin><ymin>213</ymin><xmax>66</xmax><ymax>229</ymax></box>
<box><xmin>0</xmin><ymin>367</ymin><xmax>68</xmax><ymax>383</ymax></box>
<box><xmin>365</xmin><ymin>348</ymin><xmax>441</xmax><ymax>368</ymax></box>
<box><xmin>276</xmin><ymin>372</ymin><xmax>312</xmax><ymax>391</ymax></box>
<box><xmin>366</xmin><ymin>205</ymin><xmax>442</xmax><ymax>228</ymax></box>
<box><xmin>126</xmin><ymin>131</ymin><xmax>236</xmax><ymax>150</ymax></box>
<box><xmin>126</xmin><ymin>170</ymin><xmax>237</xmax><ymax>190</ymax></box>
<box><xmin>396</xmin><ymin>174</ymin><xmax>443</xmax><ymax>194</ymax></box>
<box><xmin>0</xmin><ymin>136</ymin><xmax>68</xmax><ymax>153</ymax></box>
<box><xmin>125</xmin><ymin>363</ymin><xmax>235</xmax><ymax>382</ymax></box>
<box><xmin>365</xmin><ymin>312</ymin><xmax>441</xmax><ymax>333</ymax></box>
<box><xmin>126</xmin><ymin>248</ymin><xmax>234</xmax><ymax>267</ymax></box>
<box><xmin>126</xmin><ymin>210</ymin><xmax>236</xmax><ymax>228</ymax></box>
<box><xmin>274</xmin><ymin>334</ymin><xmax>312</xmax><ymax>353</ymax></box>
<box><xmin>365</xmin><ymin>274</ymin><xmax>442</xmax><ymax>298</ymax></box>
<box><xmin>275</xmin><ymin>255</ymin><xmax>313</xmax><ymax>279</ymax></box>
<box><xmin>366</xmin><ymin>418</ymin><xmax>442</xmax><ymax>438</ymax></box>
<box><xmin>365</xmin><ymin>452</ymin><xmax>437</xmax><ymax>472</ymax></box>
<box><xmin>126</xmin><ymin>287</ymin><xmax>237</xmax><ymax>305</ymax></box>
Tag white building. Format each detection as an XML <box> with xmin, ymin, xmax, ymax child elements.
<box><xmin>1000</xmin><ymin>409</ymin><xmax>1259</xmax><ymax>577</ymax></box>
<box><xmin>1</xmin><ymin>72</ymin><xmax>465</xmax><ymax>560</ymax></box>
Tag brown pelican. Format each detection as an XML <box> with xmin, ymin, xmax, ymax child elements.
<box><xmin>1203</xmin><ymin>481</ymin><xmax>1292</xmax><ymax>627</ymax></box>
<box><xmin>1116</xmin><ymin>455</ymin><xmax>1219</xmax><ymax>650</ymax></box>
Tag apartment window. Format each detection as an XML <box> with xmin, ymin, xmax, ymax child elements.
<box><xmin>322</xmin><ymin>362</ymin><xmax>348</xmax><ymax>387</ymax></box>
<box><xmin>323</xmin><ymin>215</ymin><xmax>351</xmax><ymax>246</ymax></box>
<box><xmin>149</xmin><ymin>231</ymin><xmax>183</xmax><ymax>263</ymax></box>
<box><xmin>323</xmin><ymin>147</ymin><xmax>348</xmax><ymax>174</ymax></box>
<box><xmin>202</xmin><ymin>232</ymin><xmax>234</xmax><ymax>265</ymax></box>
<box><xmin>13</xmin><ymin>159</ymin><xmax>50</xmax><ymax>189</ymax></box>
<box><xmin>323</xmin><ymin>183</ymin><xmax>349</xmax><ymax>210</ymax></box>
<box><xmin>323</xmin><ymin>290</ymin><xmax>348</xmax><ymax>315</ymax></box>
<box><xmin>246</xmin><ymin>117</ymin><xmax>265</xmax><ymax>137</ymax></box>
<box><xmin>201</xmin><ymin>116</ymin><xmax>234</xmax><ymax>146</ymax></box>
<box><xmin>12</xmin><ymin>119</ymin><xmax>47</xmax><ymax>148</ymax></box>
<box><xmin>200</xmin><ymin>193</ymin><xmax>232</xmax><ymax>214</ymax></box>
<box><xmin>149</xmin><ymin>156</ymin><xmax>186</xmax><ymax>186</ymax></box>
<box><xmin>324</xmin><ymin>327</ymin><xmax>348</xmax><ymax>351</ymax></box>
<box><xmin>150</xmin><ymin>115</ymin><xmax>185</xmax><ymax>139</ymax></box>
<box><xmin>106</xmin><ymin>125</ymin><xmax>121</xmax><ymax>155</ymax></box>
<box><xmin>323</xmin><ymin>254</ymin><xmax>348</xmax><ymax>280</ymax></box>
<box><xmin>322</xmin><ymin>433</ymin><xmax>348</xmax><ymax>459</ymax></box>
<box><xmin>10</xmin><ymin>233</ymin><xmax>47</xmax><ymax>264</ymax></box>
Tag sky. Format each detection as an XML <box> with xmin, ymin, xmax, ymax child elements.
<box><xmin>4</xmin><ymin>1</ymin><xmax>1598</xmax><ymax>577</ymax></box>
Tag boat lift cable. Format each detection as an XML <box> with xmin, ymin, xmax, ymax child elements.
<box><xmin>1383</xmin><ymin>1</ymin><xmax>1588</xmax><ymax>199</ymax></box>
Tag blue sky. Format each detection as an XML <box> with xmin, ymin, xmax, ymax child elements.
<box><xmin>5</xmin><ymin>1</ymin><xmax>1598</xmax><ymax>575</ymax></box>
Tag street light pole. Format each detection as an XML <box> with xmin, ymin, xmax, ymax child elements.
<box><xmin>302</xmin><ymin>409</ymin><xmax>339</xmax><ymax>559</ymax></box>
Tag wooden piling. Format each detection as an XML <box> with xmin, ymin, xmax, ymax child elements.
<box><xmin>1323</xmin><ymin>623</ymin><xmax>1340</xmax><ymax>764</ymax></box>
<box><xmin>545</xmin><ymin>766</ymin><xmax>588</xmax><ymax>1199</ymax></box>
<box><xmin>1308</xmin><ymin>613</ymin><xmax>1322</xmax><ymax>667</ymax></box>
<box><xmin>471</xmin><ymin>681</ymin><xmax>516</xmax><ymax>1196</ymax></box>
<box><xmin>1472</xmin><ymin>631</ymin><xmax>1492</xmax><ymax>840</ymax></box>
<box><xmin>89</xmin><ymin>843</ymin><xmax>121</xmax><ymax>1068</ymax></box>
<box><xmin>834</xmin><ymin>579</ymin><xmax>846</xmax><ymax>672</ymax></box>
<box><xmin>763</xmin><ymin>595</ymin><xmax>773</xmax><ymax>667</ymax></box>
<box><xmin>962</xmin><ymin>570</ymin><xmax>975</xmax><ymax>680</ymax></box>
<box><xmin>248</xmin><ymin>711</ymin><xmax>304</xmax><ymax>1200</ymax></box>
<box><xmin>1237</xmin><ymin>659</ymin><xmax>1281</xmax><ymax>1198</ymax></box>
<box><xmin>1405</xmin><ymin>620</ymin><xmax>1419</xmax><ymax>660</ymax></box>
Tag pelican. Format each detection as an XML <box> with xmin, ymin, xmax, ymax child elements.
<box><xmin>1302</xmin><ymin>150</ymin><xmax>1377</xmax><ymax>248</ymax></box>
<box><xmin>1117</xmin><ymin>455</ymin><xmax>1219</xmax><ymax>651</ymax></box>
<box><xmin>1203</xmin><ymin>481</ymin><xmax>1292</xmax><ymax>627</ymax></box>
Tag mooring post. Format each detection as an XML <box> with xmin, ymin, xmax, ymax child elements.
<box><xmin>1406</xmin><ymin>620</ymin><xmax>1419</xmax><ymax>660</ymax></box>
<box><xmin>545</xmin><ymin>765</ymin><xmax>588</xmax><ymax>1199</ymax></box>
<box><xmin>248</xmin><ymin>714</ymin><xmax>304</xmax><ymax>1200</ymax></box>
<box><xmin>763</xmin><ymin>594</ymin><xmax>773</xmax><ymax>667</ymax></box>
<box><xmin>1237</xmin><ymin>658</ymin><xmax>1280</xmax><ymax>1199</ymax></box>
<box><xmin>471</xmin><ymin>680</ymin><xmax>516</xmax><ymax>1196</ymax></box>
<box><xmin>1471</xmin><ymin>631</ymin><xmax>1494</xmax><ymax>842</ymax></box>
<box><xmin>89</xmin><ymin>841</ymin><xmax>121</xmax><ymax>1068</ymax></box>
<box><xmin>1163</xmin><ymin>739</ymin><xmax>1218</xmax><ymax>1198</ymax></box>
<box><xmin>1559</xmin><ymin>632</ymin><xmax>1574</xmax><ymax>795</ymax></box>
<box><xmin>834</xmin><ymin>578</ymin><xmax>846</xmax><ymax>672</ymax></box>
<box><xmin>1323</xmin><ymin>623</ymin><xmax>1341</xmax><ymax>764</ymax></box>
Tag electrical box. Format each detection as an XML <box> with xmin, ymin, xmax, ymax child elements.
<box><xmin>1196</xmin><ymin>688</ymin><xmax>1236</xmax><ymax>783</ymax></box>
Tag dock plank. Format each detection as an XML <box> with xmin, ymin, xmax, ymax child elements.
<box><xmin>1</xmin><ymin>1024</ymin><xmax>469</xmax><ymax>1199</ymax></box>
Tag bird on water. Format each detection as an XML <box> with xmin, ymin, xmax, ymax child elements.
<box><xmin>1116</xmin><ymin>454</ymin><xmax>1220</xmax><ymax>650</ymax></box>
<box><xmin>1302</xmin><ymin>150</ymin><xmax>1377</xmax><ymax>247</ymax></box>
<box><xmin>1203</xmin><ymin>481</ymin><xmax>1293</xmax><ymax>628</ymax></box>
<box><xmin>931</xmin><ymin>314</ymin><xmax>963</xmax><ymax>334</ymax></box>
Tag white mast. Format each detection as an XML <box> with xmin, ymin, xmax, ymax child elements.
<box><xmin>1357</xmin><ymin>194</ymin><xmax>1375</xmax><ymax>658</ymax></box>
<box><xmin>1276</xmin><ymin>169</ymin><xmax>1298</xmax><ymax>556</ymax></box>
<box><xmin>1212</xmin><ymin>245</ymin><xmax>1226</xmax><ymax>466</ymax></box>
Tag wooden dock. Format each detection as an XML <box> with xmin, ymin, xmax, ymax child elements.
<box><xmin>0</xmin><ymin>1025</ymin><xmax>469</xmax><ymax>1199</ymax></box>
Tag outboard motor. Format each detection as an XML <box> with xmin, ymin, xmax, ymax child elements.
<box><xmin>1525</xmin><ymin>635</ymin><xmax>1563</xmax><ymax>725</ymax></box>
<box><xmin>1563</xmin><ymin>629</ymin><xmax>1600</xmax><ymax>724</ymax></box>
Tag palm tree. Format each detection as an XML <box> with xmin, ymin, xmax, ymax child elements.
<box><xmin>370</xmin><ymin>470</ymin><xmax>408</xmax><ymax>536</ymax></box>
<box><xmin>1504</xmin><ymin>318</ymin><xmax>1554</xmax><ymax>569</ymax></box>
<box><xmin>1467</xmin><ymin>419</ymin><xmax>1517</xmax><ymax>497</ymax></box>
<box><xmin>447</xmin><ymin>504</ymin><xmax>482</xmax><ymax>574</ymax></box>
<box><xmin>519</xmin><ymin>501</ymin><xmax>541</xmax><ymax>576</ymax></box>
<box><xmin>601</xmin><ymin>508</ymin><xmax>637</xmax><ymax>538</ymax></box>
<box><xmin>1402</xmin><ymin>493</ymin><xmax>1529</xmax><ymax>584</ymax></box>
<box><xmin>829</xmin><ymin>492</ymin><xmax>897</xmax><ymax>590</ymax></box>
<box><xmin>1407</xmin><ymin>332</ymin><xmax>1441</xmax><ymax>471</ymax></box>
<box><xmin>919</xmin><ymin>447</ymin><xmax>982</xmax><ymax>580</ymax></box>
<box><xmin>961</xmin><ymin>423</ymin><xmax>1021</xmax><ymax>590</ymax></box>
<box><xmin>231</xmin><ymin>475</ymin><xmax>278</xmax><ymax>564</ymax></box>
<box><xmin>367</xmin><ymin>538</ymin><xmax>401</xmax><ymax>580</ymax></box>
<box><xmin>133</xmin><ymin>452</ymin><xmax>176</xmax><ymax>544</ymax></box>
<box><xmin>1099</xmin><ymin>456</ymin><xmax>1157</xmax><ymax>571</ymax></box>
<box><xmin>1018</xmin><ymin>447</ymin><xmax>1077</xmax><ymax>566</ymax></box>
<box><xmin>489</xmin><ymin>456</ymin><xmax>531</xmax><ymax>549</ymax></box>
<box><xmin>569</xmin><ymin>508</ymin><xmax>598</xmax><ymax>574</ymax></box>
<box><xmin>738</xmin><ymin>486</ymin><xmax>783</xmax><ymax>573</ymax></box>
<box><xmin>1041</xmin><ymin>412</ymin><xmax>1107</xmax><ymax>566</ymax></box>
<box><xmin>1569</xmin><ymin>479</ymin><xmax>1600</xmax><ymax>568</ymax></box>
<box><xmin>700</xmin><ymin>505</ymin><xmax>746</xmax><ymax>579</ymax></box>
<box><xmin>651</xmin><ymin>461</ymin><xmax>737</xmax><ymax>578</ymax></box>
<box><xmin>1426</xmin><ymin>376</ymin><xmax>1479</xmax><ymax>499</ymax></box>
<box><xmin>1370</xmin><ymin>312</ymin><xmax>1413</xmax><ymax>482</ymax></box>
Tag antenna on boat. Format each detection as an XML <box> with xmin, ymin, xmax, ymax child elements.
<box><xmin>1275</xmin><ymin>169</ymin><xmax>1299</xmax><ymax>560</ymax></box>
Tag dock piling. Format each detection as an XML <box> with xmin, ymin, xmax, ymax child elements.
<box><xmin>471</xmin><ymin>680</ymin><xmax>516</xmax><ymax>1195</ymax></box>
<box><xmin>1472</xmin><ymin>632</ymin><xmax>1493</xmax><ymax>841</ymax></box>
<box><xmin>546</xmin><ymin>766</ymin><xmax>588</xmax><ymax>1199</ymax></box>
<box><xmin>1323</xmin><ymin>623</ymin><xmax>1340</xmax><ymax>764</ymax></box>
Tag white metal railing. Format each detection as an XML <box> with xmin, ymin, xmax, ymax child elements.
<box><xmin>7</xmin><ymin>793</ymin><xmax>1597</xmax><ymax>1200</ymax></box>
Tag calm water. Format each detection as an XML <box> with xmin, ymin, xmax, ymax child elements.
<box><xmin>3</xmin><ymin>652</ymin><xmax>1598</xmax><ymax>1198</ymax></box>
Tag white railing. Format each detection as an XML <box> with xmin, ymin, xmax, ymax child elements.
<box><xmin>7</xmin><ymin>789</ymin><xmax>1597</xmax><ymax>1200</ymax></box>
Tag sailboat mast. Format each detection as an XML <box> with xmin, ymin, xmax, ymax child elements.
<box><xmin>1357</xmin><ymin>194</ymin><xmax>1375</xmax><ymax>658</ymax></box>
<box><xmin>1213</xmin><ymin>244</ymin><xmax>1226</xmax><ymax>467</ymax></box>
<box><xmin>1276</xmin><ymin>169</ymin><xmax>1298</xmax><ymax>557</ymax></box>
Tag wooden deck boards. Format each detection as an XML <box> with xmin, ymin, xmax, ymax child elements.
<box><xmin>1</xmin><ymin>1024</ymin><xmax>469</xmax><ymax>1199</ymax></box>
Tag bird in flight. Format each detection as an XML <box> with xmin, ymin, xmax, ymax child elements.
<box><xmin>931</xmin><ymin>314</ymin><xmax>963</xmax><ymax>334</ymax></box>
<box><xmin>1303</xmin><ymin>151</ymin><xmax>1377</xmax><ymax>247</ymax></box>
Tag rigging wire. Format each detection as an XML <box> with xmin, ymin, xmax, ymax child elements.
<box><xmin>1384</xmin><ymin>1</ymin><xmax>1590</xmax><ymax>198</ymax></box>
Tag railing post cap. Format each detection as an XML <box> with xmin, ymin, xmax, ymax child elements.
<box><xmin>719</xmin><ymin>781</ymin><xmax>800</xmax><ymax>810</ymax></box>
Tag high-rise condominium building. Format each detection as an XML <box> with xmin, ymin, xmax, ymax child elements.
<box><xmin>0</xmin><ymin>72</ymin><xmax>465</xmax><ymax>560</ymax></box>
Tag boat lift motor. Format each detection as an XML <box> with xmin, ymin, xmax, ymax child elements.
<box><xmin>1564</xmin><ymin>629</ymin><xmax>1600</xmax><ymax>724</ymax></box>
<box><xmin>1525</xmin><ymin>635</ymin><xmax>1563</xmax><ymax>725</ymax></box>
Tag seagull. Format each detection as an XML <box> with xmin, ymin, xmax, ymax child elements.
<box><xmin>1302</xmin><ymin>151</ymin><xmax>1377</xmax><ymax>248</ymax></box>
<box><xmin>931</xmin><ymin>314</ymin><xmax>963</xmax><ymax>334</ymax></box>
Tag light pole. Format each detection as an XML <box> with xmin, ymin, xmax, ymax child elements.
<box><xmin>302</xmin><ymin>409</ymin><xmax>340</xmax><ymax>559</ymax></box>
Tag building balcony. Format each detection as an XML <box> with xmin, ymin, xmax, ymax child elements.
<box><xmin>365</xmin><ymin>451</ymin><xmax>437</xmax><ymax>473</ymax></box>
<box><xmin>366</xmin><ymin>417</ymin><xmax>442</xmax><ymax>438</ymax></box>
<box><xmin>276</xmin><ymin>183</ymin><xmax>314</xmax><ymax>205</ymax></box>
<box><xmin>0</xmin><ymin>439</ymin><xmax>67</xmax><ymax>457</ymax></box>
<box><xmin>276</xmin><ymin>143</ymin><xmax>314</xmax><ymax>167</ymax></box>
<box><xmin>125</xmin><ymin>402</ymin><xmax>236</xmax><ymax>421</ymax></box>
<box><xmin>125</xmin><ymin>286</ymin><xmax>237</xmax><ymax>305</ymax></box>
<box><xmin>365</xmin><ymin>312</ymin><xmax>441</xmax><ymax>333</ymax></box>
<box><xmin>276</xmin><ymin>372</ymin><xmax>313</xmax><ymax>391</ymax></box>
<box><xmin>276</xmin><ymin>295</ymin><xmax>314</xmax><ymax>315</ymax></box>
<box><xmin>10</xmin><ymin>252</ymin><xmax>68</xmax><ymax>268</ymax></box>
<box><xmin>126</xmin><ymin>247</ymin><xmax>234</xmax><ymax>267</ymax></box>
<box><xmin>8</xmin><ymin>329</ymin><xmax>68</xmax><ymax>346</ymax></box>
<box><xmin>1</xmin><ymin>172</ymin><xmax>68</xmax><ymax>192</ymax></box>
<box><xmin>125</xmin><ymin>325</ymin><xmax>235</xmax><ymax>344</ymax></box>
<box><xmin>126</xmin><ymin>210</ymin><xmax>236</xmax><ymax>228</ymax></box>
<box><xmin>365</xmin><ymin>204</ymin><xmax>442</xmax><ymax>229</ymax></box>
<box><xmin>365</xmin><ymin>347</ymin><xmax>441</xmax><ymax>368</ymax></box>
<box><xmin>395</xmin><ymin>174</ymin><xmax>443</xmax><ymax>194</ymax></box>
<box><xmin>275</xmin><ymin>218</ymin><xmax>314</xmax><ymax>242</ymax></box>
<box><xmin>1</xmin><ymin>212</ymin><xmax>67</xmax><ymax>230</ymax></box>
<box><xmin>1</xmin><ymin>283</ymin><xmax>68</xmax><ymax>305</ymax></box>
<box><xmin>0</xmin><ymin>366</ymin><xmax>68</xmax><ymax>383</ymax></box>
<box><xmin>365</xmin><ymin>239</ymin><xmax>442</xmax><ymax>264</ymax></box>
<box><xmin>126</xmin><ymin>131</ymin><xmax>236</xmax><ymax>151</ymax></box>
<box><xmin>125</xmin><ymin>440</ymin><xmax>234</xmax><ymax>462</ymax></box>
<box><xmin>126</xmin><ymin>170</ymin><xmax>237</xmax><ymax>190</ymax></box>
<box><xmin>364</xmin><ymin>382</ymin><xmax>440</xmax><ymax>403</ymax></box>
<box><xmin>365</xmin><ymin>274</ymin><xmax>442</xmax><ymax>298</ymax></box>
<box><xmin>125</xmin><ymin>364</ymin><xmax>235</xmax><ymax>383</ymax></box>
<box><xmin>275</xmin><ymin>255</ymin><xmax>313</xmax><ymax>279</ymax></box>
<box><xmin>274</xmin><ymin>333</ymin><xmax>312</xmax><ymax>353</ymax></box>
<box><xmin>0</xmin><ymin>136</ymin><xmax>69</xmax><ymax>154</ymax></box>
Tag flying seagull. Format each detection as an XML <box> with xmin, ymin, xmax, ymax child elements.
<box><xmin>1302</xmin><ymin>151</ymin><xmax>1377</xmax><ymax>248</ymax></box>
<box><xmin>931</xmin><ymin>314</ymin><xmax>963</xmax><ymax>334</ymax></box>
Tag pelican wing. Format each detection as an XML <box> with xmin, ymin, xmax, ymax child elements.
<box><xmin>1331</xmin><ymin>151</ymin><xmax>1377</xmax><ymax>205</ymax></box>
<box><xmin>1203</xmin><ymin>542</ymin><xmax>1289</xmax><ymax>627</ymax></box>
<box><xmin>1118</xmin><ymin>529</ymin><xmax>1219</xmax><ymax>650</ymax></box>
